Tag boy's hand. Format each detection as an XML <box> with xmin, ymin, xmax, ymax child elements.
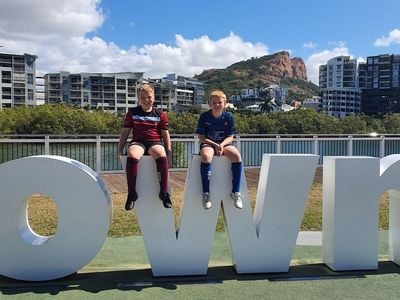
<box><xmin>117</xmin><ymin>152</ymin><xmax>123</xmax><ymax>160</ymax></box>
<box><xmin>215</xmin><ymin>144</ymin><xmax>223</xmax><ymax>156</ymax></box>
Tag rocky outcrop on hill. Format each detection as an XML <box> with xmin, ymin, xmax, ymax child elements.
<box><xmin>253</xmin><ymin>51</ymin><xmax>308</xmax><ymax>83</ymax></box>
<box><xmin>195</xmin><ymin>51</ymin><xmax>317</xmax><ymax>100</ymax></box>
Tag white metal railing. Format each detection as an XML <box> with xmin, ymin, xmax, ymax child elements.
<box><xmin>1</xmin><ymin>134</ymin><xmax>400</xmax><ymax>172</ymax></box>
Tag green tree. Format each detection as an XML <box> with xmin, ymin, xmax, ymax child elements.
<box><xmin>360</xmin><ymin>114</ymin><xmax>384</xmax><ymax>134</ymax></box>
<box><xmin>246</xmin><ymin>114</ymin><xmax>278</xmax><ymax>134</ymax></box>
<box><xmin>270</xmin><ymin>109</ymin><xmax>340</xmax><ymax>134</ymax></box>
<box><xmin>232</xmin><ymin>113</ymin><xmax>252</xmax><ymax>134</ymax></box>
<box><xmin>167</xmin><ymin>112</ymin><xmax>198</xmax><ymax>134</ymax></box>
<box><xmin>382</xmin><ymin>113</ymin><xmax>400</xmax><ymax>134</ymax></box>
<box><xmin>339</xmin><ymin>115</ymin><xmax>368</xmax><ymax>134</ymax></box>
<box><xmin>0</xmin><ymin>104</ymin><xmax>123</xmax><ymax>134</ymax></box>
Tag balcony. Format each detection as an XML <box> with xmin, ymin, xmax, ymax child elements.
<box><xmin>48</xmin><ymin>76</ymin><xmax>60</xmax><ymax>82</ymax></box>
<box><xmin>70</xmin><ymin>84</ymin><xmax>81</xmax><ymax>91</ymax></box>
<box><xmin>0</xmin><ymin>57</ymin><xmax>12</xmax><ymax>63</ymax></box>
<box><xmin>70</xmin><ymin>93</ymin><xmax>81</xmax><ymax>98</ymax></box>
<box><xmin>13</xmin><ymin>74</ymin><xmax>26</xmax><ymax>81</ymax></box>
<box><xmin>90</xmin><ymin>79</ymin><xmax>102</xmax><ymax>85</ymax></box>
<box><xmin>48</xmin><ymin>84</ymin><xmax>61</xmax><ymax>90</ymax></box>
<box><xmin>103</xmin><ymin>87</ymin><xmax>115</xmax><ymax>92</ymax></box>
<box><xmin>13</xmin><ymin>67</ymin><xmax>25</xmax><ymax>73</ymax></box>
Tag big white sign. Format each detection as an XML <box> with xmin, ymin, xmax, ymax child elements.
<box><xmin>1</xmin><ymin>154</ymin><xmax>400</xmax><ymax>281</ymax></box>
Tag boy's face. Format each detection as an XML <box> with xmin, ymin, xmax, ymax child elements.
<box><xmin>138</xmin><ymin>90</ymin><xmax>155</xmax><ymax>111</ymax></box>
<box><xmin>209</xmin><ymin>96</ymin><xmax>226</xmax><ymax>114</ymax></box>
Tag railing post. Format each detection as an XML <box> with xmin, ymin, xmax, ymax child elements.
<box><xmin>236</xmin><ymin>135</ymin><xmax>241</xmax><ymax>153</ymax></box>
<box><xmin>96</xmin><ymin>136</ymin><xmax>101</xmax><ymax>172</ymax></box>
<box><xmin>313</xmin><ymin>135</ymin><xmax>318</xmax><ymax>156</ymax></box>
<box><xmin>348</xmin><ymin>135</ymin><xmax>353</xmax><ymax>156</ymax></box>
<box><xmin>44</xmin><ymin>136</ymin><xmax>50</xmax><ymax>155</ymax></box>
<box><xmin>380</xmin><ymin>135</ymin><xmax>385</xmax><ymax>158</ymax></box>
<box><xmin>276</xmin><ymin>136</ymin><xmax>281</xmax><ymax>154</ymax></box>
<box><xmin>194</xmin><ymin>135</ymin><xmax>199</xmax><ymax>154</ymax></box>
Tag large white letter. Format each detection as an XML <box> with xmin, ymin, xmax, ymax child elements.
<box><xmin>322</xmin><ymin>155</ymin><xmax>400</xmax><ymax>271</ymax></box>
<box><xmin>127</xmin><ymin>154</ymin><xmax>318</xmax><ymax>276</ymax></box>
<box><xmin>0</xmin><ymin>156</ymin><xmax>111</xmax><ymax>281</ymax></box>
<box><xmin>322</xmin><ymin>156</ymin><xmax>380</xmax><ymax>271</ymax></box>
<box><xmin>126</xmin><ymin>156</ymin><xmax>220</xmax><ymax>276</ymax></box>
<box><xmin>224</xmin><ymin>154</ymin><xmax>318</xmax><ymax>273</ymax></box>
<box><xmin>379</xmin><ymin>155</ymin><xmax>400</xmax><ymax>266</ymax></box>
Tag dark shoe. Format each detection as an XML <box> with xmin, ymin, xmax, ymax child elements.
<box><xmin>159</xmin><ymin>192</ymin><xmax>173</xmax><ymax>209</ymax></box>
<box><xmin>125</xmin><ymin>192</ymin><xmax>138</xmax><ymax>210</ymax></box>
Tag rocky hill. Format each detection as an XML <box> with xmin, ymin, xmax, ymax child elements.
<box><xmin>195</xmin><ymin>51</ymin><xmax>318</xmax><ymax>101</ymax></box>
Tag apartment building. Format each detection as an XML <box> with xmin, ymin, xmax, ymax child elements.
<box><xmin>0</xmin><ymin>52</ymin><xmax>37</xmax><ymax>108</ymax></box>
<box><xmin>44</xmin><ymin>72</ymin><xmax>144</xmax><ymax>113</ymax></box>
<box><xmin>150</xmin><ymin>73</ymin><xmax>204</xmax><ymax>112</ymax></box>
<box><xmin>44</xmin><ymin>72</ymin><xmax>203</xmax><ymax>113</ymax></box>
<box><xmin>319</xmin><ymin>56</ymin><xmax>361</xmax><ymax>118</ymax></box>
<box><xmin>358</xmin><ymin>54</ymin><xmax>400</xmax><ymax>115</ymax></box>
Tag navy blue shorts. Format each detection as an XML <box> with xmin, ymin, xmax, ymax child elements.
<box><xmin>199</xmin><ymin>143</ymin><xmax>232</xmax><ymax>154</ymax></box>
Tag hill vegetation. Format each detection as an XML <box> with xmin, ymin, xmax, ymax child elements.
<box><xmin>195</xmin><ymin>51</ymin><xmax>318</xmax><ymax>101</ymax></box>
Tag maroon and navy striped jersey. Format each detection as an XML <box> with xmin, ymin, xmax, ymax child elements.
<box><xmin>123</xmin><ymin>106</ymin><xmax>169</xmax><ymax>142</ymax></box>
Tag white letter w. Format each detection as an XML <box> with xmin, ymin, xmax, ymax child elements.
<box><xmin>132</xmin><ymin>154</ymin><xmax>318</xmax><ymax>276</ymax></box>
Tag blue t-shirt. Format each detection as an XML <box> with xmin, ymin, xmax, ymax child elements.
<box><xmin>196</xmin><ymin>110</ymin><xmax>235</xmax><ymax>143</ymax></box>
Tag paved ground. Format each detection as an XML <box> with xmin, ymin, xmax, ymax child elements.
<box><xmin>297</xmin><ymin>231</ymin><xmax>322</xmax><ymax>246</ymax></box>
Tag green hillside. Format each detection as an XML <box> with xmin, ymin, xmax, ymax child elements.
<box><xmin>195</xmin><ymin>52</ymin><xmax>318</xmax><ymax>101</ymax></box>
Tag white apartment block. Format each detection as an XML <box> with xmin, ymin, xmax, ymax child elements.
<box><xmin>319</xmin><ymin>56</ymin><xmax>361</xmax><ymax>118</ymax></box>
<box><xmin>44</xmin><ymin>72</ymin><xmax>144</xmax><ymax>114</ymax></box>
<box><xmin>149</xmin><ymin>73</ymin><xmax>204</xmax><ymax>112</ymax></box>
<box><xmin>0</xmin><ymin>53</ymin><xmax>37</xmax><ymax>108</ymax></box>
<box><xmin>44</xmin><ymin>72</ymin><xmax>204</xmax><ymax>113</ymax></box>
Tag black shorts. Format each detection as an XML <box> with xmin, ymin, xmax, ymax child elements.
<box><xmin>129</xmin><ymin>141</ymin><xmax>164</xmax><ymax>155</ymax></box>
<box><xmin>199</xmin><ymin>143</ymin><xmax>233</xmax><ymax>154</ymax></box>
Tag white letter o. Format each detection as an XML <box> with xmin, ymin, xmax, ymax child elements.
<box><xmin>0</xmin><ymin>155</ymin><xmax>111</xmax><ymax>281</ymax></box>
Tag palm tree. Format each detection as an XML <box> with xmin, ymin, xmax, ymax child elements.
<box><xmin>260</xmin><ymin>96</ymin><xmax>277</xmax><ymax>114</ymax></box>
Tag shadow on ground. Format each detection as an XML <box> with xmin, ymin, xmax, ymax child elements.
<box><xmin>1</xmin><ymin>261</ymin><xmax>400</xmax><ymax>295</ymax></box>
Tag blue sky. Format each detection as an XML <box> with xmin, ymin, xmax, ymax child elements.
<box><xmin>1</xmin><ymin>0</ymin><xmax>400</xmax><ymax>84</ymax></box>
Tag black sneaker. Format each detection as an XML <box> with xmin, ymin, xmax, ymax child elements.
<box><xmin>159</xmin><ymin>192</ymin><xmax>173</xmax><ymax>209</ymax></box>
<box><xmin>125</xmin><ymin>191</ymin><xmax>138</xmax><ymax>210</ymax></box>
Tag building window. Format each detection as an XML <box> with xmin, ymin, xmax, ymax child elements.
<box><xmin>27</xmin><ymin>74</ymin><xmax>33</xmax><ymax>84</ymax></box>
<box><xmin>28</xmin><ymin>90</ymin><xmax>34</xmax><ymax>101</ymax></box>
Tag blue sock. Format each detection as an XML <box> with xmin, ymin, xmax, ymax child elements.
<box><xmin>231</xmin><ymin>162</ymin><xmax>242</xmax><ymax>193</ymax></box>
<box><xmin>200</xmin><ymin>162</ymin><xmax>211</xmax><ymax>193</ymax></box>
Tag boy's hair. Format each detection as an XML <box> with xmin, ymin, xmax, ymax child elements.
<box><xmin>210</xmin><ymin>90</ymin><xmax>227</xmax><ymax>102</ymax></box>
<box><xmin>139</xmin><ymin>83</ymin><xmax>155</xmax><ymax>96</ymax></box>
